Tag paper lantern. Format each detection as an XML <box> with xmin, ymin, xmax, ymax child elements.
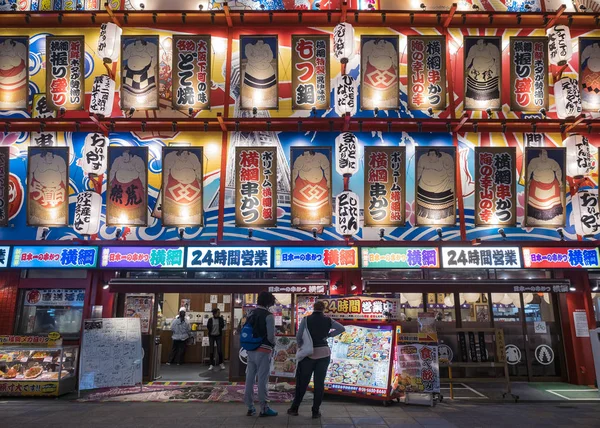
<box><xmin>507</xmin><ymin>293</ymin><xmax>521</xmax><ymax>306</ymax></box>
<box><xmin>98</xmin><ymin>22</ymin><xmax>122</xmax><ymax>63</ymax></box>
<box><xmin>73</xmin><ymin>191</ymin><xmax>102</xmax><ymax>235</ymax></box>
<box><xmin>335</xmin><ymin>132</ymin><xmax>359</xmax><ymax>176</ymax></box>
<box><xmin>402</xmin><ymin>293</ymin><xmax>422</xmax><ymax>302</ymax></box>
<box><xmin>547</xmin><ymin>25</ymin><xmax>572</xmax><ymax>66</ymax></box>
<box><xmin>335</xmin><ymin>190</ymin><xmax>360</xmax><ymax>236</ymax></box>
<box><xmin>572</xmin><ymin>189</ymin><xmax>600</xmax><ymax>237</ymax></box>
<box><xmin>500</xmin><ymin>294</ymin><xmax>514</xmax><ymax>306</ymax></box>
<box><xmin>462</xmin><ymin>293</ymin><xmax>480</xmax><ymax>303</ymax></box>
<box><xmin>334</xmin><ymin>74</ymin><xmax>358</xmax><ymax>116</ymax></box>
<box><xmin>82</xmin><ymin>133</ymin><xmax>109</xmax><ymax>176</ymax></box>
<box><xmin>564</xmin><ymin>134</ymin><xmax>593</xmax><ymax>178</ymax></box>
<box><xmin>542</xmin><ymin>293</ymin><xmax>551</xmax><ymax>305</ymax></box>
<box><xmin>408</xmin><ymin>299</ymin><xmax>422</xmax><ymax>308</ymax></box>
<box><xmin>443</xmin><ymin>294</ymin><xmax>454</xmax><ymax>307</ymax></box>
<box><xmin>492</xmin><ymin>293</ymin><xmax>505</xmax><ymax>304</ymax></box>
<box><xmin>523</xmin><ymin>293</ymin><xmax>534</xmax><ymax>304</ymax></box>
<box><xmin>554</xmin><ymin>77</ymin><xmax>581</xmax><ymax>119</ymax></box>
<box><xmin>90</xmin><ymin>75</ymin><xmax>116</xmax><ymax>117</ymax></box>
<box><xmin>333</xmin><ymin>22</ymin><xmax>355</xmax><ymax>64</ymax></box>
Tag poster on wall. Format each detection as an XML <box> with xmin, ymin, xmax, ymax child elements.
<box><xmin>235</xmin><ymin>146</ymin><xmax>277</xmax><ymax>227</ymax></box>
<box><xmin>27</xmin><ymin>147</ymin><xmax>69</xmax><ymax>227</ymax></box>
<box><xmin>45</xmin><ymin>36</ymin><xmax>85</xmax><ymax>111</ymax></box>
<box><xmin>579</xmin><ymin>38</ymin><xmax>600</xmax><ymax>111</ymax></box>
<box><xmin>290</xmin><ymin>146</ymin><xmax>332</xmax><ymax>229</ymax></box>
<box><xmin>509</xmin><ymin>37</ymin><xmax>548</xmax><ymax>112</ymax></box>
<box><xmin>240</xmin><ymin>35</ymin><xmax>278</xmax><ymax>110</ymax></box>
<box><xmin>360</xmin><ymin>35</ymin><xmax>399</xmax><ymax>110</ymax></box>
<box><xmin>172</xmin><ymin>35</ymin><xmax>211</xmax><ymax>111</ymax></box>
<box><xmin>161</xmin><ymin>147</ymin><xmax>203</xmax><ymax>227</ymax></box>
<box><xmin>0</xmin><ymin>36</ymin><xmax>29</xmax><ymax>110</ymax></box>
<box><xmin>291</xmin><ymin>35</ymin><xmax>329</xmax><ymax>110</ymax></box>
<box><xmin>524</xmin><ymin>147</ymin><xmax>566</xmax><ymax>227</ymax></box>
<box><xmin>0</xmin><ymin>147</ymin><xmax>9</xmax><ymax>226</ymax></box>
<box><xmin>464</xmin><ymin>36</ymin><xmax>502</xmax><ymax>111</ymax></box>
<box><xmin>415</xmin><ymin>146</ymin><xmax>456</xmax><ymax>226</ymax></box>
<box><xmin>106</xmin><ymin>146</ymin><xmax>148</xmax><ymax>226</ymax></box>
<box><xmin>407</xmin><ymin>36</ymin><xmax>446</xmax><ymax>111</ymax></box>
<box><xmin>391</xmin><ymin>331</ymin><xmax>440</xmax><ymax>395</ymax></box>
<box><xmin>364</xmin><ymin>146</ymin><xmax>405</xmax><ymax>227</ymax></box>
<box><xmin>121</xmin><ymin>36</ymin><xmax>159</xmax><ymax>110</ymax></box>
<box><xmin>474</xmin><ymin>147</ymin><xmax>517</xmax><ymax>226</ymax></box>
<box><xmin>124</xmin><ymin>294</ymin><xmax>153</xmax><ymax>334</ymax></box>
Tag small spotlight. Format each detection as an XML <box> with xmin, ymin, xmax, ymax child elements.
<box><xmin>580</xmin><ymin>5</ymin><xmax>587</xmax><ymax>11</ymax></box>
<box><xmin>115</xmin><ymin>227</ymin><xmax>123</xmax><ymax>239</ymax></box>
<box><xmin>178</xmin><ymin>227</ymin><xmax>185</xmax><ymax>240</ymax></box>
<box><xmin>427</xmin><ymin>107</ymin><xmax>434</xmax><ymax>116</ymax></box>
<box><xmin>312</xmin><ymin>227</ymin><xmax>318</xmax><ymax>239</ymax></box>
<box><xmin>248</xmin><ymin>228</ymin><xmax>253</xmax><ymax>239</ymax></box>
<box><xmin>420</xmin><ymin>3</ymin><xmax>426</xmax><ymax>10</ymax></box>
<box><xmin>472</xmin><ymin>4</ymin><xmax>479</xmax><ymax>10</ymax></box>
<box><xmin>252</xmin><ymin>107</ymin><xmax>257</xmax><ymax>117</ymax></box>
<box><xmin>379</xmin><ymin>228</ymin><xmax>385</xmax><ymax>241</ymax></box>
<box><xmin>569</xmin><ymin>286</ymin><xmax>576</xmax><ymax>291</ymax></box>
<box><xmin>539</xmin><ymin>108</ymin><xmax>547</xmax><ymax>118</ymax></box>
<box><xmin>128</xmin><ymin>107</ymin><xmax>135</xmax><ymax>117</ymax></box>
<box><xmin>41</xmin><ymin>227</ymin><xmax>50</xmax><ymax>241</ymax></box>
<box><xmin>10</xmin><ymin>3</ymin><xmax>17</xmax><ymax>10</ymax></box>
<box><xmin>311</xmin><ymin>106</ymin><xmax>316</xmax><ymax>117</ymax></box>
<box><xmin>374</xmin><ymin>107</ymin><xmax>379</xmax><ymax>117</ymax></box>
<box><xmin>350</xmin><ymin>283</ymin><xmax>357</xmax><ymax>291</ymax></box>
<box><xmin>592</xmin><ymin>285</ymin><xmax>599</xmax><ymax>292</ymax></box>
<box><xmin>199</xmin><ymin>4</ymin><xmax>204</xmax><ymax>10</ymax></box>
<box><xmin>102</xmin><ymin>284</ymin><xmax>110</xmax><ymax>290</ymax></box>
<box><xmin>498</xmin><ymin>228</ymin><xmax>507</xmax><ymax>240</ymax></box>
<box><xmin>557</xmin><ymin>228</ymin><xmax>565</xmax><ymax>241</ymax></box>
<box><xmin>188</xmin><ymin>107</ymin><xmax>193</xmax><ymax>116</ymax></box>
<box><xmin>436</xmin><ymin>228</ymin><xmax>443</xmax><ymax>240</ymax></box>
<box><xmin>59</xmin><ymin>107</ymin><xmax>66</xmax><ymax>117</ymax></box>
<box><xmin>139</xmin><ymin>2</ymin><xmax>145</xmax><ymax>10</ymax></box>
<box><xmin>486</xmin><ymin>108</ymin><xmax>492</xmax><ymax>117</ymax></box>
<box><xmin>76</xmin><ymin>4</ymin><xmax>82</xmax><ymax>10</ymax></box>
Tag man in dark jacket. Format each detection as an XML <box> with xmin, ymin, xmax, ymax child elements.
<box><xmin>207</xmin><ymin>308</ymin><xmax>226</xmax><ymax>371</ymax></box>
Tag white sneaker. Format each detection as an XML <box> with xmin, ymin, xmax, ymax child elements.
<box><xmin>220</xmin><ymin>363</ymin><xmax>226</xmax><ymax>370</ymax></box>
<box><xmin>208</xmin><ymin>365</ymin><xmax>214</xmax><ymax>371</ymax></box>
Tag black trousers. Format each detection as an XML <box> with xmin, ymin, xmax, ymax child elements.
<box><xmin>168</xmin><ymin>339</ymin><xmax>187</xmax><ymax>364</ymax></box>
<box><xmin>209</xmin><ymin>335</ymin><xmax>223</xmax><ymax>366</ymax></box>
<box><xmin>291</xmin><ymin>355</ymin><xmax>330</xmax><ymax>413</ymax></box>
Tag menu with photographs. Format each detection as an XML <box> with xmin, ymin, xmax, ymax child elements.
<box><xmin>324</xmin><ymin>325</ymin><xmax>393</xmax><ymax>397</ymax></box>
<box><xmin>270</xmin><ymin>336</ymin><xmax>298</xmax><ymax>378</ymax></box>
<box><xmin>124</xmin><ymin>294</ymin><xmax>153</xmax><ymax>334</ymax></box>
<box><xmin>390</xmin><ymin>331</ymin><xmax>440</xmax><ymax>395</ymax></box>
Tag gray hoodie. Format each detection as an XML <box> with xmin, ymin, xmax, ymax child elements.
<box><xmin>171</xmin><ymin>317</ymin><xmax>191</xmax><ymax>341</ymax></box>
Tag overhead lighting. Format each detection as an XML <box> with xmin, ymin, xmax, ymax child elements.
<box><xmin>102</xmin><ymin>284</ymin><xmax>109</xmax><ymax>290</ymax></box>
<box><xmin>569</xmin><ymin>286</ymin><xmax>576</xmax><ymax>291</ymax></box>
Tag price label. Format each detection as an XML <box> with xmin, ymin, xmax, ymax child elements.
<box><xmin>43</xmin><ymin>356</ymin><xmax>53</xmax><ymax>363</ymax></box>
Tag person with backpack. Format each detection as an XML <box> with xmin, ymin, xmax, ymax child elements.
<box><xmin>207</xmin><ymin>308</ymin><xmax>226</xmax><ymax>371</ymax></box>
<box><xmin>287</xmin><ymin>300</ymin><xmax>345</xmax><ymax>419</ymax></box>
<box><xmin>241</xmin><ymin>292</ymin><xmax>277</xmax><ymax>417</ymax></box>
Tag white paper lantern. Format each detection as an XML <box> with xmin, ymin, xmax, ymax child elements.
<box><xmin>333</xmin><ymin>22</ymin><xmax>355</xmax><ymax>63</ymax></box>
<box><xmin>82</xmin><ymin>133</ymin><xmax>109</xmax><ymax>176</ymax></box>
<box><xmin>408</xmin><ymin>299</ymin><xmax>422</xmax><ymax>308</ymax></box>
<box><xmin>335</xmin><ymin>190</ymin><xmax>360</xmax><ymax>236</ymax></box>
<box><xmin>443</xmin><ymin>295</ymin><xmax>455</xmax><ymax>307</ymax></box>
<box><xmin>402</xmin><ymin>293</ymin><xmax>422</xmax><ymax>302</ymax></box>
<box><xmin>90</xmin><ymin>75</ymin><xmax>116</xmax><ymax>118</ymax></box>
<box><xmin>462</xmin><ymin>293</ymin><xmax>480</xmax><ymax>303</ymax></box>
<box><xmin>564</xmin><ymin>135</ymin><xmax>593</xmax><ymax>178</ymax></box>
<box><xmin>571</xmin><ymin>189</ymin><xmax>600</xmax><ymax>237</ymax></box>
<box><xmin>73</xmin><ymin>191</ymin><xmax>102</xmax><ymax>235</ymax></box>
<box><xmin>98</xmin><ymin>22</ymin><xmax>122</xmax><ymax>63</ymax></box>
<box><xmin>335</xmin><ymin>74</ymin><xmax>358</xmax><ymax>117</ymax></box>
<box><xmin>547</xmin><ymin>25</ymin><xmax>572</xmax><ymax>66</ymax></box>
<box><xmin>554</xmin><ymin>77</ymin><xmax>582</xmax><ymax>119</ymax></box>
<box><xmin>523</xmin><ymin>293</ymin><xmax>534</xmax><ymax>304</ymax></box>
<box><xmin>335</xmin><ymin>132</ymin><xmax>359</xmax><ymax>176</ymax></box>
<box><xmin>507</xmin><ymin>293</ymin><xmax>521</xmax><ymax>306</ymax></box>
<box><xmin>500</xmin><ymin>294</ymin><xmax>514</xmax><ymax>306</ymax></box>
<box><xmin>492</xmin><ymin>293</ymin><xmax>505</xmax><ymax>304</ymax></box>
<box><xmin>542</xmin><ymin>293</ymin><xmax>551</xmax><ymax>305</ymax></box>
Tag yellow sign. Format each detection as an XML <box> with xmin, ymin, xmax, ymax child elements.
<box><xmin>0</xmin><ymin>381</ymin><xmax>59</xmax><ymax>396</ymax></box>
<box><xmin>48</xmin><ymin>332</ymin><xmax>61</xmax><ymax>341</ymax></box>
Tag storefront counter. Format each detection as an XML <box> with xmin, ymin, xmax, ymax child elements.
<box><xmin>159</xmin><ymin>329</ymin><xmax>230</xmax><ymax>364</ymax></box>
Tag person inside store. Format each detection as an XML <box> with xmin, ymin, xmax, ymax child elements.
<box><xmin>288</xmin><ymin>300</ymin><xmax>345</xmax><ymax>419</ymax></box>
<box><xmin>166</xmin><ymin>309</ymin><xmax>191</xmax><ymax>366</ymax></box>
<box><xmin>243</xmin><ymin>291</ymin><xmax>277</xmax><ymax>417</ymax></box>
<box><xmin>207</xmin><ymin>308</ymin><xmax>226</xmax><ymax>371</ymax></box>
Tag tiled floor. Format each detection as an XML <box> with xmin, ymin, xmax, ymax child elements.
<box><xmin>3</xmin><ymin>398</ymin><xmax>600</xmax><ymax>427</ymax></box>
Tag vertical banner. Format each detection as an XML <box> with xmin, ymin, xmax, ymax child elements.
<box><xmin>240</xmin><ymin>35</ymin><xmax>278</xmax><ymax>110</ymax></box>
<box><xmin>364</xmin><ymin>146</ymin><xmax>406</xmax><ymax>227</ymax></box>
<box><xmin>107</xmin><ymin>147</ymin><xmax>148</xmax><ymax>226</ymax></box>
<box><xmin>291</xmin><ymin>35</ymin><xmax>330</xmax><ymax>110</ymax></box>
<box><xmin>121</xmin><ymin>36</ymin><xmax>159</xmax><ymax>110</ymax></box>
<box><xmin>415</xmin><ymin>147</ymin><xmax>456</xmax><ymax>226</ymax></box>
<box><xmin>172</xmin><ymin>35</ymin><xmax>211</xmax><ymax>111</ymax></box>
<box><xmin>235</xmin><ymin>147</ymin><xmax>277</xmax><ymax>228</ymax></box>
<box><xmin>407</xmin><ymin>35</ymin><xmax>446</xmax><ymax>111</ymax></box>
<box><xmin>161</xmin><ymin>147</ymin><xmax>204</xmax><ymax>227</ymax></box>
<box><xmin>524</xmin><ymin>147</ymin><xmax>566</xmax><ymax>227</ymax></box>
<box><xmin>46</xmin><ymin>36</ymin><xmax>85</xmax><ymax>111</ymax></box>
<box><xmin>579</xmin><ymin>38</ymin><xmax>600</xmax><ymax>111</ymax></box>
<box><xmin>464</xmin><ymin>36</ymin><xmax>502</xmax><ymax>111</ymax></box>
<box><xmin>474</xmin><ymin>147</ymin><xmax>517</xmax><ymax>226</ymax></box>
<box><xmin>0</xmin><ymin>37</ymin><xmax>29</xmax><ymax>110</ymax></box>
<box><xmin>0</xmin><ymin>147</ymin><xmax>9</xmax><ymax>226</ymax></box>
<box><xmin>27</xmin><ymin>147</ymin><xmax>69</xmax><ymax>227</ymax></box>
<box><xmin>509</xmin><ymin>37</ymin><xmax>549</xmax><ymax>112</ymax></box>
<box><xmin>30</xmin><ymin>94</ymin><xmax>57</xmax><ymax>148</ymax></box>
<box><xmin>290</xmin><ymin>147</ymin><xmax>332</xmax><ymax>229</ymax></box>
<box><xmin>360</xmin><ymin>35</ymin><xmax>399</xmax><ymax>110</ymax></box>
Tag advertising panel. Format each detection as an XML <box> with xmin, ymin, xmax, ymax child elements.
<box><xmin>522</xmin><ymin>247</ymin><xmax>600</xmax><ymax>268</ymax></box>
<box><xmin>100</xmin><ymin>247</ymin><xmax>185</xmax><ymax>269</ymax></box>
<box><xmin>441</xmin><ymin>247</ymin><xmax>521</xmax><ymax>268</ymax></box>
<box><xmin>360</xmin><ymin>35</ymin><xmax>399</xmax><ymax>110</ymax></box>
<box><xmin>361</xmin><ymin>247</ymin><xmax>439</xmax><ymax>269</ymax></box>
<box><xmin>186</xmin><ymin>247</ymin><xmax>271</xmax><ymax>269</ymax></box>
<box><xmin>240</xmin><ymin>35</ymin><xmax>278</xmax><ymax>110</ymax></box>
<box><xmin>291</xmin><ymin>35</ymin><xmax>329</xmax><ymax>110</ymax></box>
<box><xmin>11</xmin><ymin>246</ymin><xmax>98</xmax><ymax>269</ymax></box>
<box><xmin>45</xmin><ymin>36</ymin><xmax>84</xmax><ymax>111</ymax></box>
<box><xmin>464</xmin><ymin>36</ymin><xmax>502</xmax><ymax>111</ymax></box>
<box><xmin>407</xmin><ymin>36</ymin><xmax>446</xmax><ymax>111</ymax></box>
<box><xmin>172</xmin><ymin>35</ymin><xmax>211</xmax><ymax>111</ymax></box>
<box><xmin>274</xmin><ymin>247</ymin><xmax>358</xmax><ymax>269</ymax></box>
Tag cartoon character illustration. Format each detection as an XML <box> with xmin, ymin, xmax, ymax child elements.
<box><xmin>28</xmin><ymin>149</ymin><xmax>68</xmax><ymax>225</ymax></box>
<box><xmin>465</xmin><ymin>38</ymin><xmax>501</xmax><ymax>109</ymax></box>
<box><xmin>241</xmin><ymin>39</ymin><xmax>277</xmax><ymax>109</ymax></box>
<box><xmin>361</xmin><ymin>38</ymin><xmax>398</xmax><ymax>110</ymax></box>
<box><xmin>0</xmin><ymin>37</ymin><xmax>28</xmax><ymax>109</ymax></box>
<box><xmin>122</xmin><ymin>39</ymin><xmax>158</xmax><ymax>109</ymax></box>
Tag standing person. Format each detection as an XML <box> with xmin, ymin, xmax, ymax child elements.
<box><xmin>287</xmin><ymin>301</ymin><xmax>345</xmax><ymax>419</ymax></box>
<box><xmin>207</xmin><ymin>308</ymin><xmax>226</xmax><ymax>371</ymax></box>
<box><xmin>167</xmin><ymin>309</ymin><xmax>191</xmax><ymax>366</ymax></box>
<box><xmin>243</xmin><ymin>292</ymin><xmax>277</xmax><ymax>417</ymax></box>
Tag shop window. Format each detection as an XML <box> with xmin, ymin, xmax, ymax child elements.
<box><xmin>495</xmin><ymin>269</ymin><xmax>550</xmax><ymax>279</ymax></box>
<box><xmin>460</xmin><ymin>293</ymin><xmax>490</xmax><ymax>325</ymax></box>
<box><xmin>524</xmin><ymin>293</ymin><xmax>555</xmax><ymax>323</ymax></box>
<box><xmin>427</xmin><ymin>269</ymin><xmax>488</xmax><ymax>280</ymax></box>
<box><xmin>491</xmin><ymin>293</ymin><xmax>521</xmax><ymax>322</ymax></box>
<box><xmin>16</xmin><ymin>289</ymin><xmax>85</xmax><ymax>338</ymax></box>
<box><xmin>273</xmin><ymin>293</ymin><xmax>293</xmax><ymax>335</ymax></box>
<box><xmin>425</xmin><ymin>293</ymin><xmax>456</xmax><ymax>323</ymax></box>
<box><xmin>362</xmin><ymin>270</ymin><xmax>423</xmax><ymax>280</ymax></box>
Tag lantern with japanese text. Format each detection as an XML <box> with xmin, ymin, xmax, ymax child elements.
<box><xmin>333</xmin><ymin>22</ymin><xmax>355</xmax><ymax>64</ymax></box>
<box><xmin>82</xmin><ymin>133</ymin><xmax>109</xmax><ymax>176</ymax></box>
<box><xmin>572</xmin><ymin>189</ymin><xmax>600</xmax><ymax>237</ymax></box>
<box><xmin>554</xmin><ymin>77</ymin><xmax>581</xmax><ymax>119</ymax></box>
<box><xmin>564</xmin><ymin>134</ymin><xmax>593</xmax><ymax>178</ymax></box>
<box><xmin>547</xmin><ymin>25</ymin><xmax>572</xmax><ymax>66</ymax></box>
<box><xmin>73</xmin><ymin>191</ymin><xmax>102</xmax><ymax>235</ymax></box>
<box><xmin>90</xmin><ymin>75</ymin><xmax>115</xmax><ymax>117</ymax></box>
<box><xmin>334</xmin><ymin>74</ymin><xmax>357</xmax><ymax>116</ymax></box>
<box><xmin>335</xmin><ymin>132</ymin><xmax>359</xmax><ymax>176</ymax></box>
<box><xmin>335</xmin><ymin>190</ymin><xmax>360</xmax><ymax>236</ymax></box>
<box><xmin>98</xmin><ymin>22</ymin><xmax>122</xmax><ymax>63</ymax></box>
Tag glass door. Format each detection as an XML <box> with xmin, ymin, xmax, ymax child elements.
<box><xmin>491</xmin><ymin>293</ymin><xmax>528</xmax><ymax>379</ymax></box>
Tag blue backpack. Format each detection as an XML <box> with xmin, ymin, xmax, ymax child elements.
<box><xmin>240</xmin><ymin>312</ymin><xmax>263</xmax><ymax>351</ymax></box>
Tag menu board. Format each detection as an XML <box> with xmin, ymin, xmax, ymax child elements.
<box><xmin>79</xmin><ymin>318</ymin><xmax>142</xmax><ymax>391</ymax></box>
<box><xmin>324</xmin><ymin>325</ymin><xmax>393</xmax><ymax>397</ymax></box>
<box><xmin>124</xmin><ymin>294</ymin><xmax>153</xmax><ymax>334</ymax></box>
<box><xmin>391</xmin><ymin>331</ymin><xmax>440</xmax><ymax>395</ymax></box>
<box><xmin>271</xmin><ymin>336</ymin><xmax>298</xmax><ymax>378</ymax></box>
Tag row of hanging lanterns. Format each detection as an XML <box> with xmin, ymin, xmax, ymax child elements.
<box><xmin>399</xmin><ymin>293</ymin><xmax>543</xmax><ymax>308</ymax></box>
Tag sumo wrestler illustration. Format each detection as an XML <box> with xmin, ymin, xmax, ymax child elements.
<box><xmin>361</xmin><ymin>37</ymin><xmax>399</xmax><ymax>110</ymax></box>
<box><xmin>240</xmin><ymin>36</ymin><xmax>278</xmax><ymax>109</ymax></box>
<box><xmin>0</xmin><ymin>37</ymin><xmax>28</xmax><ymax>109</ymax></box>
<box><xmin>27</xmin><ymin>148</ymin><xmax>68</xmax><ymax>226</ymax></box>
<box><xmin>121</xmin><ymin>37</ymin><xmax>159</xmax><ymax>110</ymax></box>
<box><xmin>162</xmin><ymin>148</ymin><xmax>203</xmax><ymax>226</ymax></box>
<box><xmin>107</xmin><ymin>147</ymin><xmax>148</xmax><ymax>226</ymax></box>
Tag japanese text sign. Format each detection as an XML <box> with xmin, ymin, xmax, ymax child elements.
<box><xmin>186</xmin><ymin>247</ymin><xmax>271</xmax><ymax>269</ymax></box>
<box><xmin>100</xmin><ymin>246</ymin><xmax>185</xmax><ymax>269</ymax></box>
<box><xmin>0</xmin><ymin>246</ymin><xmax>9</xmax><ymax>268</ymax></box>
<box><xmin>522</xmin><ymin>247</ymin><xmax>600</xmax><ymax>268</ymax></box>
<box><xmin>274</xmin><ymin>247</ymin><xmax>358</xmax><ymax>269</ymax></box>
<box><xmin>510</xmin><ymin>37</ymin><xmax>548</xmax><ymax>112</ymax></box>
<box><xmin>24</xmin><ymin>288</ymin><xmax>85</xmax><ymax>307</ymax></box>
<box><xmin>441</xmin><ymin>247</ymin><xmax>521</xmax><ymax>268</ymax></box>
<box><xmin>292</xmin><ymin>35</ymin><xmax>329</xmax><ymax>111</ymax></box>
<box><xmin>45</xmin><ymin>36</ymin><xmax>84</xmax><ymax>111</ymax></box>
<box><xmin>11</xmin><ymin>246</ymin><xmax>98</xmax><ymax>268</ymax></box>
<box><xmin>361</xmin><ymin>247</ymin><xmax>439</xmax><ymax>269</ymax></box>
<box><xmin>407</xmin><ymin>36</ymin><xmax>446</xmax><ymax>111</ymax></box>
<box><xmin>321</xmin><ymin>297</ymin><xmax>398</xmax><ymax>320</ymax></box>
<box><xmin>172</xmin><ymin>35</ymin><xmax>211</xmax><ymax>111</ymax></box>
<box><xmin>335</xmin><ymin>191</ymin><xmax>360</xmax><ymax>236</ymax></box>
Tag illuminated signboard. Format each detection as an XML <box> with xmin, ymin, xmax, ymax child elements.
<box><xmin>186</xmin><ymin>247</ymin><xmax>271</xmax><ymax>269</ymax></box>
<box><xmin>11</xmin><ymin>246</ymin><xmax>98</xmax><ymax>269</ymax></box>
<box><xmin>274</xmin><ymin>247</ymin><xmax>358</xmax><ymax>269</ymax></box>
<box><xmin>100</xmin><ymin>247</ymin><xmax>185</xmax><ymax>269</ymax></box>
<box><xmin>0</xmin><ymin>246</ymin><xmax>9</xmax><ymax>268</ymax></box>
<box><xmin>361</xmin><ymin>247</ymin><xmax>439</xmax><ymax>269</ymax></box>
<box><xmin>441</xmin><ymin>247</ymin><xmax>521</xmax><ymax>269</ymax></box>
<box><xmin>522</xmin><ymin>247</ymin><xmax>600</xmax><ymax>269</ymax></box>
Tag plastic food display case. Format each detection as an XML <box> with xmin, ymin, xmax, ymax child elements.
<box><xmin>0</xmin><ymin>345</ymin><xmax>79</xmax><ymax>396</ymax></box>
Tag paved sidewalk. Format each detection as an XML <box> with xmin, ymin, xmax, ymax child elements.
<box><xmin>3</xmin><ymin>398</ymin><xmax>600</xmax><ymax>427</ymax></box>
